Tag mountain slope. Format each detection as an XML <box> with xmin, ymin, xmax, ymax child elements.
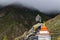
<box><xmin>0</xmin><ymin>5</ymin><xmax>52</xmax><ymax>40</ymax></box>
<box><xmin>46</xmin><ymin>14</ymin><xmax>60</xmax><ymax>40</ymax></box>
<box><xmin>0</xmin><ymin>4</ymin><xmax>59</xmax><ymax>40</ymax></box>
<box><xmin>15</xmin><ymin>14</ymin><xmax>60</xmax><ymax>40</ymax></box>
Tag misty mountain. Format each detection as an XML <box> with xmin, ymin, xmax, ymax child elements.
<box><xmin>0</xmin><ymin>4</ymin><xmax>52</xmax><ymax>21</ymax></box>
<box><xmin>0</xmin><ymin>4</ymin><xmax>51</xmax><ymax>40</ymax></box>
<box><xmin>0</xmin><ymin>5</ymin><xmax>3</xmax><ymax>9</ymax></box>
<box><xmin>0</xmin><ymin>4</ymin><xmax>59</xmax><ymax>40</ymax></box>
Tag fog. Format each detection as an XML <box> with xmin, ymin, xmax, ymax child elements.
<box><xmin>0</xmin><ymin>0</ymin><xmax>60</xmax><ymax>14</ymax></box>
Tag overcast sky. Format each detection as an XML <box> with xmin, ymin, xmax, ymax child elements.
<box><xmin>0</xmin><ymin>0</ymin><xmax>60</xmax><ymax>14</ymax></box>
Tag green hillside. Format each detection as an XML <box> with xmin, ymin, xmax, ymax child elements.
<box><xmin>46</xmin><ymin>14</ymin><xmax>60</xmax><ymax>40</ymax></box>
<box><xmin>0</xmin><ymin>5</ymin><xmax>51</xmax><ymax>40</ymax></box>
<box><xmin>0</xmin><ymin>5</ymin><xmax>59</xmax><ymax>40</ymax></box>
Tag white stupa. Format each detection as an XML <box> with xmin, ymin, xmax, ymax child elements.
<box><xmin>36</xmin><ymin>23</ymin><xmax>51</xmax><ymax>40</ymax></box>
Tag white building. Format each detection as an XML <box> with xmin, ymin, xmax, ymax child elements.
<box><xmin>36</xmin><ymin>23</ymin><xmax>51</xmax><ymax>40</ymax></box>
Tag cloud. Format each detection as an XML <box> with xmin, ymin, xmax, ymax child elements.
<box><xmin>0</xmin><ymin>0</ymin><xmax>60</xmax><ymax>14</ymax></box>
